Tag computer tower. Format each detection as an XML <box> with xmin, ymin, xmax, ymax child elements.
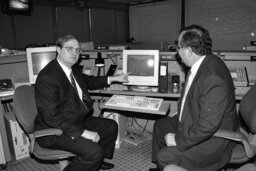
<box><xmin>4</xmin><ymin>112</ymin><xmax>29</xmax><ymax>161</ymax></box>
<box><xmin>103</xmin><ymin>112</ymin><xmax>127</xmax><ymax>148</ymax></box>
<box><xmin>0</xmin><ymin>133</ymin><xmax>6</xmax><ymax>165</ymax></box>
<box><xmin>159</xmin><ymin>61</ymin><xmax>168</xmax><ymax>93</ymax></box>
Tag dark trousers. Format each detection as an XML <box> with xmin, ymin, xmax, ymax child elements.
<box><xmin>152</xmin><ymin>115</ymin><xmax>179</xmax><ymax>169</ymax></box>
<box><xmin>37</xmin><ymin>117</ymin><xmax>118</xmax><ymax>171</ymax></box>
<box><xmin>152</xmin><ymin>115</ymin><xmax>234</xmax><ymax>171</ymax></box>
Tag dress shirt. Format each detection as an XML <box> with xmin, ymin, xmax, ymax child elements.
<box><xmin>57</xmin><ymin>59</ymin><xmax>83</xmax><ymax>100</ymax></box>
<box><xmin>179</xmin><ymin>55</ymin><xmax>206</xmax><ymax>121</ymax></box>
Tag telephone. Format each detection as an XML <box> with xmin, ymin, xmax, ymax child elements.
<box><xmin>229</xmin><ymin>67</ymin><xmax>249</xmax><ymax>87</ymax></box>
<box><xmin>0</xmin><ymin>79</ymin><xmax>13</xmax><ymax>90</ymax></box>
<box><xmin>106</xmin><ymin>64</ymin><xmax>117</xmax><ymax>76</ymax></box>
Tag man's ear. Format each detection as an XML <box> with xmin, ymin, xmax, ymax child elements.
<box><xmin>184</xmin><ymin>47</ymin><xmax>193</xmax><ymax>58</ymax></box>
<box><xmin>187</xmin><ymin>47</ymin><xmax>193</xmax><ymax>56</ymax></box>
<box><xmin>56</xmin><ymin>46</ymin><xmax>61</xmax><ymax>54</ymax></box>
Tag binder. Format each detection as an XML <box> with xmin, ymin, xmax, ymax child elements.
<box><xmin>159</xmin><ymin>61</ymin><xmax>168</xmax><ymax>93</ymax></box>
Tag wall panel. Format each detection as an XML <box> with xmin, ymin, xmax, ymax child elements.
<box><xmin>186</xmin><ymin>0</ymin><xmax>256</xmax><ymax>50</ymax></box>
<box><xmin>13</xmin><ymin>5</ymin><xmax>55</xmax><ymax>48</ymax></box>
<box><xmin>129</xmin><ymin>0</ymin><xmax>182</xmax><ymax>49</ymax></box>
<box><xmin>56</xmin><ymin>7</ymin><xmax>90</xmax><ymax>42</ymax></box>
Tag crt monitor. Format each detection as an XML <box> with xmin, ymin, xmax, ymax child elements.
<box><xmin>26</xmin><ymin>46</ymin><xmax>57</xmax><ymax>84</ymax></box>
<box><xmin>122</xmin><ymin>50</ymin><xmax>159</xmax><ymax>90</ymax></box>
<box><xmin>2</xmin><ymin>0</ymin><xmax>32</xmax><ymax>15</ymax></box>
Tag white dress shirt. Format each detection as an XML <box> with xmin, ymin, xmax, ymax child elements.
<box><xmin>57</xmin><ymin>59</ymin><xmax>83</xmax><ymax>100</ymax></box>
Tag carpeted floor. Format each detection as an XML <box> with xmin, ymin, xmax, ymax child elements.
<box><xmin>1</xmin><ymin>138</ymin><xmax>155</xmax><ymax>171</ymax></box>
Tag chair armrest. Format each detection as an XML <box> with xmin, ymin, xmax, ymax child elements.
<box><xmin>29</xmin><ymin>128</ymin><xmax>63</xmax><ymax>153</ymax></box>
<box><xmin>33</xmin><ymin>128</ymin><xmax>63</xmax><ymax>138</ymax></box>
<box><xmin>214</xmin><ymin>129</ymin><xmax>244</xmax><ymax>142</ymax></box>
<box><xmin>214</xmin><ymin>129</ymin><xmax>256</xmax><ymax>158</ymax></box>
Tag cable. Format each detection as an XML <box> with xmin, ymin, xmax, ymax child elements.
<box><xmin>106</xmin><ymin>54</ymin><xmax>117</xmax><ymax>65</ymax></box>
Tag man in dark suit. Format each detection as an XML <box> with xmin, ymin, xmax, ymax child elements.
<box><xmin>34</xmin><ymin>34</ymin><xmax>129</xmax><ymax>171</ymax></box>
<box><xmin>149</xmin><ymin>25</ymin><xmax>239</xmax><ymax>171</ymax></box>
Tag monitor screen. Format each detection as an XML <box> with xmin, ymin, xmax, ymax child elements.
<box><xmin>122</xmin><ymin>50</ymin><xmax>159</xmax><ymax>89</ymax></box>
<box><xmin>26</xmin><ymin>46</ymin><xmax>57</xmax><ymax>84</ymax></box>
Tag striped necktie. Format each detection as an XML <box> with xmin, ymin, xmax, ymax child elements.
<box><xmin>70</xmin><ymin>71</ymin><xmax>78</xmax><ymax>94</ymax></box>
<box><xmin>70</xmin><ymin>71</ymin><xmax>93</xmax><ymax>108</ymax></box>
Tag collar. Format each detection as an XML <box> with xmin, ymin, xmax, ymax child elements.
<box><xmin>190</xmin><ymin>55</ymin><xmax>206</xmax><ymax>77</ymax></box>
<box><xmin>57</xmin><ymin>58</ymin><xmax>72</xmax><ymax>78</ymax></box>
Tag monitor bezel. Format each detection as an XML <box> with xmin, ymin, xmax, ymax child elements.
<box><xmin>122</xmin><ymin>49</ymin><xmax>159</xmax><ymax>87</ymax></box>
<box><xmin>26</xmin><ymin>46</ymin><xmax>57</xmax><ymax>85</ymax></box>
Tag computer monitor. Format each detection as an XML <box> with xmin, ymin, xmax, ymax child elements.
<box><xmin>122</xmin><ymin>50</ymin><xmax>159</xmax><ymax>91</ymax></box>
<box><xmin>2</xmin><ymin>0</ymin><xmax>32</xmax><ymax>15</ymax></box>
<box><xmin>26</xmin><ymin>46</ymin><xmax>57</xmax><ymax>84</ymax></box>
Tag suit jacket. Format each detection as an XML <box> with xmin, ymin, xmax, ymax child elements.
<box><xmin>34</xmin><ymin>59</ymin><xmax>108</xmax><ymax>140</ymax></box>
<box><xmin>175</xmin><ymin>54</ymin><xmax>239</xmax><ymax>169</ymax></box>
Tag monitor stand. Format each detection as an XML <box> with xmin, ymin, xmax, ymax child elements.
<box><xmin>131</xmin><ymin>86</ymin><xmax>154</xmax><ymax>92</ymax></box>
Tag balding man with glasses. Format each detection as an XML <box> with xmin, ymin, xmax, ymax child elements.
<box><xmin>149</xmin><ymin>25</ymin><xmax>239</xmax><ymax>171</ymax></box>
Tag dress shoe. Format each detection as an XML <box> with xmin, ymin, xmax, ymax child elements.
<box><xmin>149</xmin><ymin>168</ymin><xmax>160</xmax><ymax>171</ymax></box>
<box><xmin>100</xmin><ymin>161</ymin><xmax>115</xmax><ymax>170</ymax></box>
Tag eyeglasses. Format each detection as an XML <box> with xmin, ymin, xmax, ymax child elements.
<box><xmin>62</xmin><ymin>46</ymin><xmax>81</xmax><ymax>54</ymax></box>
<box><xmin>175</xmin><ymin>46</ymin><xmax>184</xmax><ymax>51</ymax></box>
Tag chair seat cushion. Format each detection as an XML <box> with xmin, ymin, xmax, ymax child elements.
<box><xmin>230</xmin><ymin>143</ymin><xmax>249</xmax><ymax>163</ymax></box>
<box><xmin>33</xmin><ymin>142</ymin><xmax>75</xmax><ymax>160</ymax></box>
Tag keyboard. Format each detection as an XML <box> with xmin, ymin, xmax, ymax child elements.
<box><xmin>235</xmin><ymin>86</ymin><xmax>251</xmax><ymax>96</ymax></box>
<box><xmin>0</xmin><ymin>90</ymin><xmax>14</xmax><ymax>97</ymax></box>
<box><xmin>105</xmin><ymin>95</ymin><xmax>163</xmax><ymax>111</ymax></box>
<box><xmin>229</xmin><ymin>67</ymin><xmax>248</xmax><ymax>87</ymax></box>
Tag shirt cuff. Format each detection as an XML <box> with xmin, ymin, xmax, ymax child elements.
<box><xmin>107</xmin><ymin>77</ymin><xmax>110</xmax><ymax>84</ymax></box>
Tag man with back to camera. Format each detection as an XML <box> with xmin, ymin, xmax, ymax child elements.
<box><xmin>149</xmin><ymin>25</ymin><xmax>239</xmax><ymax>171</ymax></box>
<box><xmin>34</xmin><ymin>34</ymin><xmax>129</xmax><ymax>171</ymax></box>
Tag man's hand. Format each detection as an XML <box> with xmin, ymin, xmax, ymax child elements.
<box><xmin>108</xmin><ymin>72</ymin><xmax>131</xmax><ymax>83</ymax></box>
<box><xmin>81</xmin><ymin>129</ymin><xmax>100</xmax><ymax>143</ymax></box>
<box><xmin>165</xmin><ymin>133</ymin><xmax>176</xmax><ymax>146</ymax></box>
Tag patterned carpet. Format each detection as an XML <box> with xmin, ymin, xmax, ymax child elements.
<box><xmin>2</xmin><ymin>138</ymin><xmax>155</xmax><ymax>171</ymax></box>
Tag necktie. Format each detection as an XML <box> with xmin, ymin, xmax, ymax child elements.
<box><xmin>70</xmin><ymin>71</ymin><xmax>78</xmax><ymax>94</ymax></box>
<box><xmin>179</xmin><ymin>70</ymin><xmax>192</xmax><ymax>121</ymax></box>
<box><xmin>70</xmin><ymin>71</ymin><xmax>92</xmax><ymax>111</ymax></box>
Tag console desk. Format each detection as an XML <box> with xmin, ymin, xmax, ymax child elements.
<box><xmin>89</xmin><ymin>88</ymin><xmax>244</xmax><ymax>102</ymax></box>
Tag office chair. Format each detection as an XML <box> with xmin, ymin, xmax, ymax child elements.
<box><xmin>214</xmin><ymin>83</ymin><xmax>256</xmax><ymax>170</ymax></box>
<box><xmin>13</xmin><ymin>85</ymin><xmax>75</xmax><ymax>171</ymax></box>
<box><xmin>163</xmin><ymin>163</ymin><xmax>256</xmax><ymax>171</ymax></box>
<box><xmin>164</xmin><ymin>84</ymin><xmax>256</xmax><ymax>171</ymax></box>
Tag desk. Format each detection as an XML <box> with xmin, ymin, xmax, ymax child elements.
<box><xmin>91</xmin><ymin>89</ymin><xmax>180</xmax><ymax>99</ymax></box>
<box><xmin>100</xmin><ymin>97</ymin><xmax>170</xmax><ymax>148</ymax></box>
<box><xmin>90</xmin><ymin>88</ymin><xmax>245</xmax><ymax>102</ymax></box>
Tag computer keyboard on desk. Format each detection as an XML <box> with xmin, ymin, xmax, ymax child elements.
<box><xmin>105</xmin><ymin>95</ymin><xmax>163</xmax><ymax>111</ymax></box>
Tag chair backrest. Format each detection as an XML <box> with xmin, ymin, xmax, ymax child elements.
<box><xmin>13</xmin><ymin>85</ymin><xmax>37</xmax><ymax>134</ymax></box>
<box><xmin>239</xmin><ymin>84</ymin><xmax>256</xmax><ymax>134</ymax></box>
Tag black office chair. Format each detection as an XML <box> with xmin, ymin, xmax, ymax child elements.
<box><xmin>13</xmin><ymin>85</ymin><xmax>75</xmax><ymax>171</ymax></box>
<box><xmin>214</xmin><ymin>84</ymin><xmax>256</xmax><ymax>169</ymax></box>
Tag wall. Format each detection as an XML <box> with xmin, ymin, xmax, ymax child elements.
<box><xmin>186</xmin><ymin>0</ymin><xmax>256</xmax><ymax>51</ymax></box>
<box><xmin>129</xmin><ymin>0</ymin><xmax>182</xmax><ymax>49</ymax></box>
<box><xmin>129</xmin><ymin>0</ymin><xmax>256</xmax><ymax>51</ymax></box>
<box><xmin>0</xmin><ymin>1</ymin><xmax>129</xmax><ymax>50</ymax></box>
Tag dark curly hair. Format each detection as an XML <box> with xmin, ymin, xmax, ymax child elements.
<box><xmin>179</xmin><ymin>24</ymin><xmax>212</xmax><ymax>55</ymax></box>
